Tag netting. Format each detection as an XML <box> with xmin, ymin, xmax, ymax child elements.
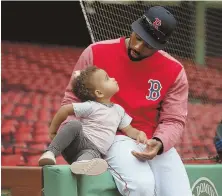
<box><xmin>80</xmin><ymin>1</ymin><xmax>222</xmax><ymax>162</ymax></box>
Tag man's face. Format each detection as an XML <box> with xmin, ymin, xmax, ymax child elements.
<box><xmin>127</xmin><ymin>32</ymin><xmax>157</xmax><ymax>61</ymax></box>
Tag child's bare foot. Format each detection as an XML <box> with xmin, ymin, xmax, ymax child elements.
<box><xmin>38</xmin><ymin>151</ymin><xmax>56</xmax><ymax>166</ymax></box>
<box><xmin>70</xmin><ymin>158</ymin><xmax>108</xmax><ymax>176</ymax></box>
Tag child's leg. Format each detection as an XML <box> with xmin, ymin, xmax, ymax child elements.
<box><xmin>76</xmin><ymin>149</ymin><xmax>101</xmax><ymax>161</ymax></box>
<box><xmin>61</xmin><ymin>127</ymin><xmax>102</xmax><ymax>164</ymax></box>
<box><xmin>68</xmin><ymin>136</ymin><xmax>108</xmax><ymax>176</ymax></box>
<box><xmin>38</xmin><ymin>120</ymin><xmax>82</xmax><ymax>166</ymax></box>
<box><xmin>47</xmin><ymin>120</ymin><xmax>82</xmax><ymax>157</ymax></box>
<box><xmin>70</xmin><ymin>149</ymin><xmax>108</xmax><ymax>176</ymax></box>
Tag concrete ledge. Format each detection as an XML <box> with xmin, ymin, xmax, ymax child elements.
<box><xmin>1</xmin><ymin>166</ymin><xmax>42</xmax><ymax>196</ymax></box>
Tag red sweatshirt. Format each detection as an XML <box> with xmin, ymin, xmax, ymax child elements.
<box><xmin>62</xmin><ymin>37</ymin><xmax>188</xmax><ymax>152</ymax></box>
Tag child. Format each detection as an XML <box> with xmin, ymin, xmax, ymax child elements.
<box><xmin>38</xmin><ymin>66</ymin><xmax>147</xmax><ymax>175</ymax></box>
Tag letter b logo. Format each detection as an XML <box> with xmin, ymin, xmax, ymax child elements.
<box><xmin>146</xmin><ymin>79</ymin><xmax>162</xmax><ymax>101</ymax></box>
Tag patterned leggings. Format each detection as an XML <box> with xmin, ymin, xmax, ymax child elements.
<box><xmin>47</xmin><ymin>120</ymin><xmax>101</xmax><ymax>164</ymax></box>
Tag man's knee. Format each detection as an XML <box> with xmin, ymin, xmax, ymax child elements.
<box><xmin>118</xmin><ymin>176</ymin><xmax>155</xmax><ymax>196</ymax></box>
<box><xmin>133</xmin><ymin>178</ymin><xmax>155</xmax><ymax>196</ymax></box>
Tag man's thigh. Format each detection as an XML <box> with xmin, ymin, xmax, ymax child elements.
<box><xmin>149</xmin><ymin>148</ymin><xmax>192</xmax><ymax>196</ymax></box>
<box><xmin>105</xmin><ymin>135</ymin><xmax>155</xmax><ymax>196</ymax></box>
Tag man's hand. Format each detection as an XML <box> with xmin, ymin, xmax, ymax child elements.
<box><xmin>132</xmin><ymin>139</ymin><xmax>163</xmax><ymax>160</ymax></box>
<box><xmin>136</xmin><ymin>131</ymin><xmax>148</xmax><ymax>144</ymax></box>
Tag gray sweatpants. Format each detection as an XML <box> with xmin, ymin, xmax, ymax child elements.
<box><xmin>47</xmin><ymin>120</ymin><xmax>102</xmax><ymax>164</ymax></box>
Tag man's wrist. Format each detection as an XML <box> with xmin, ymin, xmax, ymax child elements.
<box><xmin>153</xmin><ymin>137</ymin><xmax>164</xmax><ymax>155</ymax></box>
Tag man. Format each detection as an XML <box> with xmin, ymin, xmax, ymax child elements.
<box><xmin>59</xmin><ymin>6</ymin><xmax>192</xmax><ymax>196</ymax></box>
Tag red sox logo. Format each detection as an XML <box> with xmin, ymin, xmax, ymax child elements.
<box><xmin>146</xmin><ymin>79</ymin><xmax>162</xmax><ymax>101</ymax></box>
<box><xmin>153</xmin><ymin>18</ymin><xmax>161</xmax><ymax>30</ymax></box>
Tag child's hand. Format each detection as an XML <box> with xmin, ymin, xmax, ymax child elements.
<box><xmin>136</xmin><ymin>131</ymin><xmax>148</xmax><ymax>145</ymax></box>
<box><xmin>49</xmin><ymin>133</ymin><xmax>56</xmax><ymax>140</ymax></box>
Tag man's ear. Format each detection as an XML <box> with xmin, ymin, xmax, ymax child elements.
<box><xmin>95</xmin><ymin>90</ymin><xmax>104</xmax><ymax>98</ymax></box>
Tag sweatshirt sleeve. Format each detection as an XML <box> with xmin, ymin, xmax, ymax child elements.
<box><xmin>153</xmin><ymin>68</ymin><xmax>188</xmax><ymax>153</ymax></box>
<box><xmin>61</xmin><ymin>45</ymin><xmax>94</xmax><ymax>106</ymax></box>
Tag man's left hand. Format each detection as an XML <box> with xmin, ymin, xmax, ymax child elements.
<box><xmin>131</xmin><ymin>139</ymin><xmax>163</xmax><ymax>161</ymax></box>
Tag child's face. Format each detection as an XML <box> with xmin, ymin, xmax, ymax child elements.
<box><xmin>91</xmin><ymin>69</ymin><xmax>119</xmax><ymax>99</ymax></box>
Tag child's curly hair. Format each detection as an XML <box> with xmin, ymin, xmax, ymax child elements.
<box><xmin>72</xmin><ymin>66</ymin><xmax>99</xmax><ymax>102</ymax></box>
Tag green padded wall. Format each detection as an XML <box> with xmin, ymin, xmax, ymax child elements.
<box><xmin>43</xmin><ymin>164</ymin><xmax>222</xmax><ymax>196</ymax></box>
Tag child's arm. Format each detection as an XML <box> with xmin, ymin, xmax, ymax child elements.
<box><xmin>49</xmin><ymin>104</ymin><xmax>74</xmax><ymax>137</ymax></box>
<box><xmin>49</xmin><ymin>101</ymin><xmax>93</xmax><ymax>139</ymax></box>
<box><xmin>120</xmin><ymin>125</ymin><xmax>148</xmax><ymax>144</ymax></box>
<box><xmin>116</xmin><ymin>104</ymin><xmax>148</xmax><ymax>144</ymax></box>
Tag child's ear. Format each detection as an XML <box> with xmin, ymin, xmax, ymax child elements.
<box><xmin>95</xmin><ymin>90</ymin><xmax>104</xmax><ymax>98</ymax></box>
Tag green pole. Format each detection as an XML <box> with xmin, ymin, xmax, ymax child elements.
<box><xmin>195</xmin><ymin>1</ymin><xmax>206</xmax><ymax>66</ymax></box>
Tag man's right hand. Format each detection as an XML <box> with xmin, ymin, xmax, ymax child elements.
<box><xmin>132</xmin><ymin>139</ymin><xmax>163</xmax><ymax>160</ymax></box>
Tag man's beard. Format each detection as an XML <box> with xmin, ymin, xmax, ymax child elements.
<box><xmin>127</xmin><ymin>48</ymin><xmax>147</xmax><ymax>61</ymax></box>
<box><xmin>127</xmin><ymin>38</ymin><xmax>154</xmax><ymax>61</ymax></box>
